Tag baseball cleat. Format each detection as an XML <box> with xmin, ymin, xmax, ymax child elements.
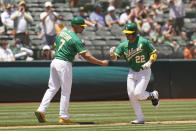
<box><xmin>151</xmin><ymin>90</ymin><xmax>159</xmax><ymax>108</ymax></box>
<box><xmin>34</xmin><ymin>110</ymin><xmax>47</xmax><ymax>123</ymax></box>
<box><xmin>131</xmin><ymin>120</ymin><xmax>145</xmax><ymax>124</ymax></box>
<box><xmin>59</xmin><ymin>117</ymin><xmax>72</xmax><ymax>123</ymax></box>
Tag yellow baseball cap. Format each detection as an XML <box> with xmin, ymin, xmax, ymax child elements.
<box><xmin>18</xmin><ymin>1</ymin><xmax>26</xmax><ymax>6</ymax></box>
<box><xmin>6</xmin><ymin>4</ymin><xmax>12</xmax><ymax>9</ymax></box>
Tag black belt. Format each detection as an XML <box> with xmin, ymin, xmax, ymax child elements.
<box><xmin>132</xmin><ymin>68</ymin><xmax>144</xmax><ymax>72</ymax></box>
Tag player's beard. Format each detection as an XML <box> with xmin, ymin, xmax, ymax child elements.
<box><xmin>79</xmin><ymin>27</ymin><xmax>84</xmax><ymax>33</ymax></box>
<box><xmin>126</xmin><ymin>34</ymin><xmax>136</xmax><ymax>42</ymax></box>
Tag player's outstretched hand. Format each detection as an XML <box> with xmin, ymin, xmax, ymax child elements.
<box><xmin>109</xmin><ymin>46</ymin><xmax>116</xmax><ymax>56</ymax></box>
<box><xmin>101</xmin><ymin>60</ymin><xmax>109</xmax><ymax>66</ymax></box>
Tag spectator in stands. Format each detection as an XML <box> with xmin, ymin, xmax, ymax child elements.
<box><xmin>78</xmin><ymin>6</ymin><xmax>95</xmax><ymax>27</ymax></box>
<box><xmin>11</xmin><ymin>1</ymin><xmax>33</xmax><ymax>46</ymax></box>
<box><xmin>11</xmin><ymin>39</ymin><xmax>34</xmax><ymax>61</ymax></box>
<box><xmin>0</xmin><ymin>40</ymin><xmax>15</xmax><ymax>62</ymax></box>
<box><xmin>0</xmin><ymin>27</ymin><xmax>3</xmax><ymax>35</ymax></box>
<box><xmin>189</xmin><ymin>0</ymin><xmax>196</xmax><ymax>22</ymax></box>
<box><xmin>119</xmin><ymin>6</ymin><xmax>131</xmax><ymax>26</ymax></box>
<box><xmin>161</xmin><ymin>19</ymin><xmax>172</xmax><ymax>32</ymax></box>
<box><xmin>140</xmin><ymin>13</ymin><xmax>151</xmax><ymax>36</ymax></box>
<box><xmin>89</xmin><ymin>4</ymin><xmax>106</xmax><ymax>27</ymax></box>
<box><xmin>0</xmin><ymin>12</ymin><xmax>4</xmax><ymax>35</ymax></box>
<box><xmin>168</xmin><ymin>0</ymin><xmax>185</xmax><ymax>37</ymax></box>
<box><xmin>41</xmin><ymin>45</ymin><xmax>55</xmax><ymax>60</ymax></box>
<box><xmin>189</xmin><ymin>0</ymin><xmax>196</xmax><ymax>9</ymax></box>
<box><xmin>148</xmin><ymin>12</ymin><xmax>158</xmax><ymax>36</ymax></box>
<box><xmin>1</xmin><ymin>4</ymin><xmax>15</xmax><ymax>35</ymax></box>
<box><xmin>162</xmin><ymin>19</ymin><xmax>176</xmax><ymax>38</ymax></box>
<box><xmin>140</xmin><ymin>12</ymin><xmax>157</xmax><ymax>36</ymax></box>
<box><xmin>130</xmin><ymin>0</ymin><xmax>148</xmax><ymax>23</ymax></box>
<box><xmin>35</xmin><ymin>23</ymin><xmax>47</xmax><ymax>45</ymax></box>
<box><xmin>108</xmin><ymin>0</ymin><xmax>122</xmax><ymax>9</ymax></box>
<box><xmin>151</xmin><ymin>24</ymin><xmax>164</xmax><ymax>44</ymax></box>
<box><xmin>190</xmin><ymin>28</ymin><xmax>196</xmax><ymax>48</ymax></box>
<box><xmin>105</xmin><ymin>6</ymin><xmax>119</xmax><ymax>27</ymax></box>
<box><xmin>191</xmin><ymin>27</ymin><xmax>196</xmax><ymax>44</ymax></box>
<box><xmin>0</xmin><ymin>0</ymin><xmax>5</xmax><ymax>10</ymax></box>
<box><xmin>184</xmin><ymin>42</ymin><xmax>195</xmax><ymax>59</ymax></box>
<box><xmin>70</xmin><ymin>0</ymin><xmax>79</xmax><ymax>8</ymax></box>
<box><xmin>0</xmin><ymin>0</ymin><xmax>15</xmax><ymax>10</ymax></box>
<box><xmin>193</xmin><ymin>40</ymin><xmax>196</xmax><ymax>46</ymax></box>
<box><xmin>130</xmin><ymin>0</ymin><xmax>137</xmax><ymax>8</ymax></box>
<box><xmin>55</xmin><ymin>15</ymin><xmax>66</xmax><ymax>35</ymax></box>
<box><xmin>151</xmin><ymin>0</ymin><xmax>168</xmax><ymax>22</ymax></box>
<box><xmin>163</xmin><ymin>32</ymin><xmax>179</xmax><ymax>47</ymax></box>
<box><xmin>40</xmin><ymin>1</ymin><xmax>58</xmax><ymax>46</ymax></box>
<box><xmin>176</xmin><ymin>31</ymin><xmax>188</xmax><ymax>45</ymax></box>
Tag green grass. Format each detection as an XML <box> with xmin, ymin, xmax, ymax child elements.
<box><xmin>2</xmin><ymin>124</ymin><xmax>196</xmax><ymax>131</ymax></box>
<box><xmin>0</xmin><ymin>100</ymin><xmax>196</xmax><ymax>130</ymax></box>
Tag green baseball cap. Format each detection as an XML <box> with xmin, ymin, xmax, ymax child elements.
<box><xmin>122</xmin><ymin>23</ymin><xmax>137</xmax><ymax>34</ymax></box>
<box><xmin>71</xmin><ymin>17</ymin><xmax>87</xmax><ymax>27</ymax></box>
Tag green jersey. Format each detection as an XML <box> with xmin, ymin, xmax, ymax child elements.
<box><xmin>115</xmin><ymin>36</ymin><xmax>156</xmax><ymax>71</ymax></box>
<box><xmin>55</xmin><ymin>29</ymin><xmax>86</xmax><ymax>62</ymax></box>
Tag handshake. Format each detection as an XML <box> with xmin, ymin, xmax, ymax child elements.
<box><xmin>109</xmin><ymin>46</ymin><xmax>117</xmax><ymax>61</ymax></box>
<box><xmin>109</xmin><ymin>46</ymin><xmax>116</xmax><ymax>56</ymax></box>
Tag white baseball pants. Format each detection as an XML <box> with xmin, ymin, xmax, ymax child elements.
<box><xmin>37</xmin><ymin>59</ymin><xmax>72</xmax><ymax>120</ymax></box>
<box><xmin>127</xmin><ymin>68</ymin><xmax>151</xmax><ymax>121</ymax></box>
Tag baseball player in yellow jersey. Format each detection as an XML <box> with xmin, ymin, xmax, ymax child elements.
<box><xmin>34</xmin><ymin>17</ymin><xmax>108</xmax><ymax>123</ymax></box>
<box><xmin>110</xmin><ymin>23</ymin><xmax>159</xmax><ymax>124</ymax></box>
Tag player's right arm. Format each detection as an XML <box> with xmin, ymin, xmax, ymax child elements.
<box><xmin>110</xmin><ymin>46</ymin><xmax>117</xmax><ymax>61</ymax></box>
<box><xmin>81</xmin><ymin>52</ymin><xmax>108</xmax><ymax>66</ymax></box>
<box><xmin>75</xmin><ymin>39</ymin><xmax>108</xmax><ymax>66</ymax></box>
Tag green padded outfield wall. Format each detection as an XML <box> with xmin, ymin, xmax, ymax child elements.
<box><xmin>0</xmin><ymin>60</ymin><xmax>195</xmax><ymax>102</ymax></box>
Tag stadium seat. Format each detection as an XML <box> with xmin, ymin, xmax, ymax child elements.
<box><xmin>172</xmin><ymin>46</ymin><xmax>186</xmax><ymax>59</ymax></box>
<box><xmin>154</xmin><ymin>44</ymin><xmax>174</xmax><ymax>58</ymax></box>
<box><xmin>106</xmin><ymin>40</ymin><xmax>120</xmax><ymax>46</ymax></box>
<box><xmin>61</xmin><ymin>13</ymin><xmax>73</xmax><ymax>21</ymax></box>
<box><xmin>92</xmin><ymin>40</ymin><xmax>106</xmax><ymax>45</ymax></box>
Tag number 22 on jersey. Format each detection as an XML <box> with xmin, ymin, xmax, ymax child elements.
<box><xmin>135</xmin><ymin>55</ymin><xmax>146</xmax><ymax>63</ymax></box>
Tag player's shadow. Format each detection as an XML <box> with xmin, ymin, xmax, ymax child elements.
<box><xmin>76</xmin><ymin>122</ymin><xmax>95</xmax><ymax>125</ymax></box>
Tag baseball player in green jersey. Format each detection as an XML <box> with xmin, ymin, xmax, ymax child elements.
<box><xmin>35</xmin><ymin>17</ymin><xmax>108</xmax><ymax>123</ymax></box>
<box><xmin>110</xmin><ymin>23</ymin><xmax>159</xmax><ymax>124</ymax></box>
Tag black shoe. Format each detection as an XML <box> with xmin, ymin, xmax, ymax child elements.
<box><xmin>149</xmin><ymin>90</ymin><xmax>159</xmax><ymax>108</ymax></box>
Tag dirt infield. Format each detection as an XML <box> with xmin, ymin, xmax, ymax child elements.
<box><xmin>0</xmin><ymin>120</ymin><xmax>196</xmax><ymax>129</ymax></box>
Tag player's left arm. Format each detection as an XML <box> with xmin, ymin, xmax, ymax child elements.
<box><xmin>142</xmin><ymin>40</ymin><xmax>158</xmax><ymax>69</ymax></box>
<box><xmin>146</xmin><ymin>39</ymin><xmax>158</xmax><ymax>63</ymax></box>
<box><xmin>149</xmin><ymin>50</ymin><xmax>158</xmax><ymax>63</ymax></box>
<box><xmin>74</xmin><ymin>39</ymin><xmax>87</xmax><ymax>55</ymax></box>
